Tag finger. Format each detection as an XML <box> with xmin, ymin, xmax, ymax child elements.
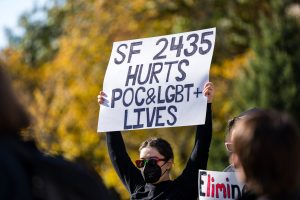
<box><xmin>203</xmin><ymin>89</ymin><xmax>209</xmax><ymax>96</ymax></box>
<box><xmin>206</xmin><ymin>82</ymin><xmax>214</xmax><ymax>89</ymax></box>
<box><xmin>100</xmin><ymin>91</ymin><xmax>107</xmax><ymax>96</ymax></box>
<box><xmin>98</xmin><ymin>92</ymin><xmax>107</xmax><ymax>102</ymax></box>
<box><xmin>206</xmin><ymin>84</ymin><xmax>214</xmax><ymax>90</ymax></box>
<box><xmin>99</xmin><ymin>97</ymin><xmax>105</xmax><ymax>104</ymax></box>
<box><xmin>203</xmin><ymin>88</ymin><xmax>209</xmax><ymax>94</ymax></box>
<box><xmin>205</xmin><ymin>91</ymin><xmax>211</xmax><ymax>96</ymax></box>
<box><xmin>204</xmin><ymin>83</ymin><xmax>213</xmax><ymax>90</ymax></box>
<box><xmin>204</xmin><ymin>82</ymin><xmax>213</xmax><ymax>86</ymax></box>
<box><xmin>203</xmin><ymin>87</ymin><xmax>212</xmax><ymax>93</ymax></box>
<box><xmin>204</xmin><ymin>87</ymin><xmax>214</xmax><ymax>94</ymax></box>
<box><xmin>204</xmin><ymin>89</ymin><xmax>214</xmax><ymax>96</ymax></box>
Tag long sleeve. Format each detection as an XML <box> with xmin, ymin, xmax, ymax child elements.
<box><xmin>190</xmin><ymin>103</ymin><xmax>212</xmax><ymax>167</ymax></box>
<box><xmin>175</xmin><ymin>103</ymin><xmax>212</xmax><ymax>199</ymax></box>
<box><xmin>106</xmin><ymin>131</ymin><xmax>144</xmax><ymax>193</ymax></box>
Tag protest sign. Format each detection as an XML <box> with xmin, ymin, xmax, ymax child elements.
<box><xmin>98</xmin><ymin>28</ymin><xmax>216</xmax><ymax>132</ymax></box>
<box><xmin>199</xmin><ymin>170</ymin><xmax>246</xmax><ymax>200</ymax></box>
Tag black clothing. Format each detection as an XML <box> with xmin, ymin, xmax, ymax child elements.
<box><xmin>238</xmin><ymin>191</ymin><xmax>300</xmax><ymax>200</ymax></box>
<box><xmin>238</xmin><ymin>191</ymin><xmax>258</xmax><ymax>200</ymax></box>
<box><xmin>0</xmin><ymin>134</ymin><xmax>110</xmax><ymax>200</ymax></box>
<box><xmin>106</xmin><ymin>104</ymin><xmax>212</xmax><ymax>200</ymax></box>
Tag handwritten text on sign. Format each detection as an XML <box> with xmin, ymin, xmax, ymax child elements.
<box><xmin>199</xmin><ymin>170</ymin><xmax>246</xmax><ymax>200</ymax></box>
<box><xmin>98</xmin><ymin>28</ymin><xmax>216</xmax><ymax>132</ymax></box>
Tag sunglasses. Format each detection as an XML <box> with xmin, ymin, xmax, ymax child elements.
<box><xmin>135</xmin><ymin>157</ymin><xmax>167</xmax><ymax>168</ymax></box>
<box><xmin>225</xmin><ymin>142</ymin><xmax>233</xmax><ymax>153</ymax></box>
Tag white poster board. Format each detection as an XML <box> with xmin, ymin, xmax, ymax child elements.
<box><xmin>199</xmin><ymin>170</ymin><xmax>246</xmax><ymax>200</ymax></box>
<box><xmin>98</xmin><ymin>28</ymin><xmax>216</xmax><ymax>132</ymax></box>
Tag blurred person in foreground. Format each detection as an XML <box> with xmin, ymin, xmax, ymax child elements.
<box><xmin>223</xmin><ymin>108</ymin><xmax>261</xmax><ymax>172</ymax></box>
<box><xmin>0</xmin><ymin>62</ymin><xmax>111</xmax><ymax>200</ymax></box>
<box><xmin>231</xmin><ymin>109</ymin><xmax>300</xmax><ymax>200</ymax></box>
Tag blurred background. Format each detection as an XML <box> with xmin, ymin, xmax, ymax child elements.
<box><xmin>0</xmin><ymin>0</ymin><xmax>299</xmax><ymax>199</ymax></box>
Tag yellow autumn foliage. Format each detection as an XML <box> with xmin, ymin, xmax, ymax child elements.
<box><xmin>0</xmin><ymin>0</ymin><xmax>255</xmax><ymax>199</ymax></box>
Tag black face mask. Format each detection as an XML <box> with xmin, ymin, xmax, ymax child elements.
<box><xmin>142</xmin><ymin>163</ymin><xmax>162</xmax><ymax>183</ymax></box>
<box><xmin>142</xmin><ymin>161</ymin><xmax>167</xmax><ymax>184</ymax></box>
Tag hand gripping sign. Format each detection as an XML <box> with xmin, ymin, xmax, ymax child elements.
<box><xmin>199</xmin><ymin>170</ymin><xmax>246</xmax><ymax>200</ymax></box>
<box><xmin>98</xmin><ymin>28</ymin><xmax>216</xmax><ymax>132</ymax></box>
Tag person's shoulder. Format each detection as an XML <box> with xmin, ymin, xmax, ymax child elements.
<box><xmin>0</xmin><ymin>141</ymin><xmax>32</xmax><ymax>199</ymax></box>
<box><xmin>238</xmin><ymin>191</ymin><xmax>258</xmax><ymax>200</ymax></box>
<box><xmin>33</xmin><ymin>149</ymin><xmax>111</xmax><ymax>199</ymax></box>
<box><xmin>0</xmin><ymin>136</ymin><xmax>111</xmax><ymax>200</ymax></box>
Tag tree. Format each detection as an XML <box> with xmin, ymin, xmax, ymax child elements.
<box><xmin>16</xmin><ymin>1</ymin><xmax>66</xmax><ymax>67</ymax></box>
<box><xmin>3</xmin><ymin>0</ymin><xmax>281</xmax><ymax>198</ymax></box>
<box><xmin>234</xmin><ymin>0</ymin><xmax>300</xmax><ymax>122</ymax></box>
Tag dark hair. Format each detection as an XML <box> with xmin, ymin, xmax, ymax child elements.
<box><xmin>233</xmin><ymin>109</ymin><xmax>300</xmax><ymax>195</ymax></box>
<box><xmin>0</xmin><ymin>62</ymin><xmax>31</xmax><ymax>133</ymax></box>
<box><xmin>226</xmin><ymin>108</ymin><xmax>262</xmax><ymax>140</ymax></box>
<box><xmin>139</xmin><ymin>137</ymin><xmax>174</xmax><ymax>161</ymax></box>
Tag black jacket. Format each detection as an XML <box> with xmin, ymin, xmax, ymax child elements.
<box><xmin>0</xmin><ymin>134</ymin><xmax>110</xmax><ymax>200</ymax></box>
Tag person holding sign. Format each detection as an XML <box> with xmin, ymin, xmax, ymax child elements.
<box><xmin>231</xmin><ymin>110</ymin><xmax>300</xmax><ymax>200</ymax></box>
<box><xmin>98</xmin><ymin>82</ymin><xmax>214</xmax><ymax>200</ymax></box>
<box><xmin>98</xmin><ymin>28</ymin><xmax>216</xmax><ymax>132</ymax></box>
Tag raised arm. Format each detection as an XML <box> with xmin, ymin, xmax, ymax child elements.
<box><xmin>98</xmin><ymin>92</ymin><xmax>144</xmax><ymax>192</ymax></box>
<box><xmin>176</xmin><ymin>82</ymin><xmax>214</xmax><ymax>199</ymax></box>
<box><xmin>106</xmin><ymin>131</ymin><xmax>144</xmax><ymax>192</ymax></box>
<box><xmin>188</xmin><ymin>81</ymin><xmax>214</xmax><ymax>168</ymax></box>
